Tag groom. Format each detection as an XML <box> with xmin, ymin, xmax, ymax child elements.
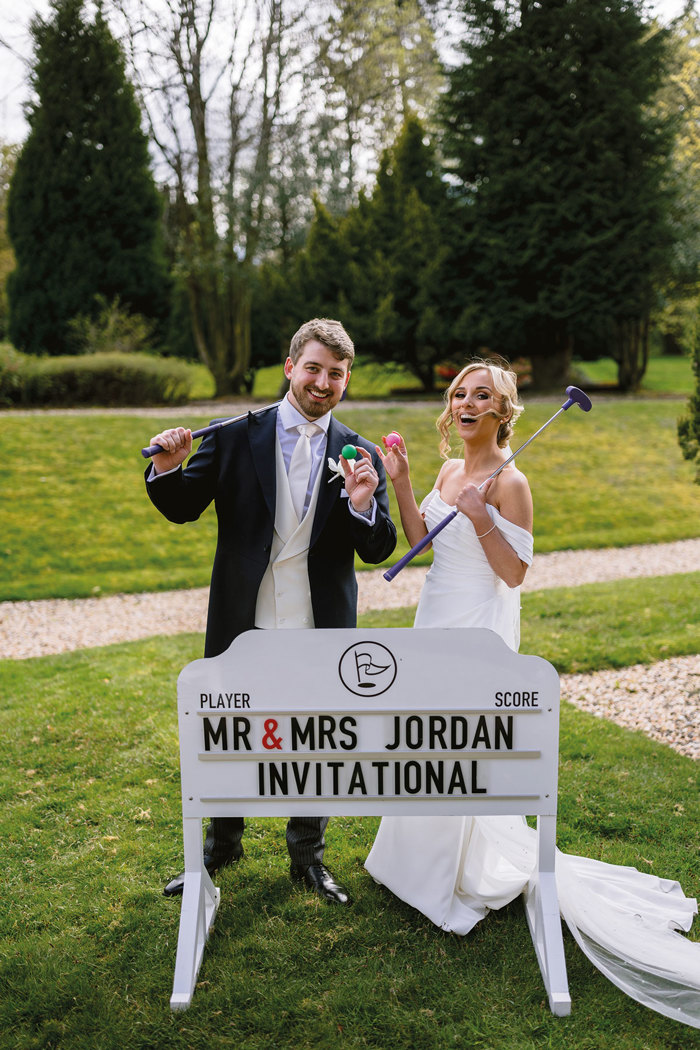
<box><xmin>145</xmin><ymin>318</ymin><xmax>397</xmax><ymax>904</ymax></box>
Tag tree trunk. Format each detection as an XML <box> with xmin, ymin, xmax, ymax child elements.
<box><xmin>529</xmin><ymin>330</ymin><xmax>573</xmax><ymax>392</ymax></box>
<box><xmin>185</xmin><ymin>273</ymin><xmax>229</xmax><ymax>396</ymax></box>
<box><xmin>406</xmin><ymin>342</ymin><xmax>435</xmax><ymax>392</ymax></box>
<box><xmin>614</xmin><ymin>316</ymin><xmax>649</xmax><ymax>392</ymax></box>
<box><xmin>662</xmin><ymin>330</ymin><xmax>683</xmax><ymax>356</ymax></box>
<box><xmin>229</xmin><ymin>278</ymin><xmax>253</xmax><ymax>395</ymax></box>
<box><xmin>185</xmin><ymin>267</ymin><xmax>255</xmax><ymax>398</ymax></box>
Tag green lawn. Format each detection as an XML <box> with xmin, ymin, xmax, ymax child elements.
<box><xmin>577</xmin><ymin>354</ymin><xmax>694</xmax><ymax>395</ymax></box>
<box><xmin>194</xmin><ymin>351</ymin><xmax>694</xmax><ymax>402</ymax></box>
<box><xmin>2</xmin><ymin>377</ymin><xmax>699</xmax><ymax>1049</ymax></box>
<box><xmin>1</xmin><ymin>398</ymin><xmax>699</xmax><ymax>602</ymax></box>
<box><xmin>187</xmin><ymin>355</ymin><xmax>426</xmax><ymax>402</ymax></box>
<box><xmin>249</xmin><ymin>352</ymin><xmax>697</xmax><ymax>400</ymax></box>
<box><xmin>1</xmin><ymin>636</ymin><xmax>698</xmax><ymax>1050</ymax></box>
<box><xmin>8</xmin><ymin>347</ymin><xmax>694</xmax><ymax>406</ymax></box>
<box><xmin>359</xmin><ymin>571</ymin><xmax>700</xmax><ymax>675</ymax></box>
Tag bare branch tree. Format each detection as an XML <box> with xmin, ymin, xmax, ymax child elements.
<box><xmin>108</xmin><ymin>0</ymin><xmax>310</xmax><ymax>393</ymax></box>
<box><xmin>104</xmin><ymin>0</ymin><xmax>445</xmax><ymax>392</ymax></box>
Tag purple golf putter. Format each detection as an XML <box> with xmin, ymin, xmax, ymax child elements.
<box><xmin>141</xmin><ymin>404</ymin><xmax>277</xmax><ymax>458</ymax></box>
<box><xmin>383</xmin><ymin>386</ymin><xmax>592</xmax><ymax>582</ymax></box>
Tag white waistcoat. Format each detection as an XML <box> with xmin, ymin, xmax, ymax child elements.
<box><xmin>254</xmin><ymin>436</ymin><xmax>323</xmax><ymax>630</ymax></box>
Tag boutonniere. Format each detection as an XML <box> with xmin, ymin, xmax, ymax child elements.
<box><xmin>327</xmin><ymin>457</ymin><xmax>346</xmax><ymax>484</ymax></box>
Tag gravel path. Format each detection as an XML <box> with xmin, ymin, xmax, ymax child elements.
<box><xmin>562</xmin><ymin>656</ymin><xmax>700</xmax><ymax>761</ymax></box>
<box><xmin>3</xmin><ymin>538</ymin><xmax>698</xmax><ymax>660</ymax></box>
<box><xmin>2</xmin><ymin>538</ymin><xmax>698</xmax><ymax>759</ymax></box>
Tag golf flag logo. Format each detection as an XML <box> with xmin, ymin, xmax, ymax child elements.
<box><xmin>338</xmin><ymin>641</ymin><xmax>397</xmax><ymax>697</ymax></box>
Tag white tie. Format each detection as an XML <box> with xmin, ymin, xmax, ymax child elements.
<box><xmin>288</xmin><ymin>423</ymin><xmax>318</xmax><ymax>521</ymax></box>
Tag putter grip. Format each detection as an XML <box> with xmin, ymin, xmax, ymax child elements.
<box><xmin>141</xmin><ymin>405</ymin><xmax>280</xmax><ymax>459</ymax></box>
<box><xmin>140</xmin><ymin>421</ymin><xmax>224</xmax><ymax>459</ymax></box>
<box><xmin>142</xmin><ymin>442</ymin><xmax>166</xmax><ymax>458</ymax></box>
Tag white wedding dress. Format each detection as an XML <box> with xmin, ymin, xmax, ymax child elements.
<box><xmin>366</xmin><ymin>488</ymin><xmax>700</xmax><ymax>1028</ymax></box>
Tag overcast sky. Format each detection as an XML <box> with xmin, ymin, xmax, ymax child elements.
<box><xmin>0</xmin><ymin>0</ymin><xmax>694</xmax><ymax>145</ymax></box>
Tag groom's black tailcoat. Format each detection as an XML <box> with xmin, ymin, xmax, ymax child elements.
<box><xmin>146</xmin><ymin>405</ymin><xmax>397</xmax><ymax>657</ymax></box>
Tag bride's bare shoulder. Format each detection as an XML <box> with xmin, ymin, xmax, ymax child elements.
<box><xmin>492</xmin><ymin>465</ymin><xmax>533</xmax><ymax>530</ymax></box>
<box><xmin>504</xmin><ymin>464</ymin><xmax>531</xmax><ymax>495</ymax></box>
<box><xmin>435</xmin><ymin>458</ymin><xmax>462</xmax><ymax>486</ymax></box>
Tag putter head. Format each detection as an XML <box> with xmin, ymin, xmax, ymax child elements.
<box><xmin>564</xmin><ymin>386</ymin><xmax>592</xmax><ymax>412</ymax></box>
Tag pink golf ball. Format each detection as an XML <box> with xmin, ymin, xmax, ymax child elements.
<box><xmin>385</xmin><ymin>432</ymin><xmax>402</xmax><ymax>448</ymax></box>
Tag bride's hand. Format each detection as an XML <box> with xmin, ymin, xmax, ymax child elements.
<box><xmin>375</xmin><ymin>435</ymin><xmax>409</xmax><ymax>484</ymax></box>
<box><xmin>455</xmin><ymin>477</ymin><xmax>493</xmax><ymax>521</ymax></box>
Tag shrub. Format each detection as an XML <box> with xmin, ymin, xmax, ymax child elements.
<box><xmin>67</xmin><ymin>296</ymin><xmax>158</xmax><ymax>356</ymax></box>
<box><xmin>0</xmin><ymin>343</ymin><xmax>26</xmax><ymax>405</ymax></box>
<box><xmin>0</xmin><ymin>350</ymin><xmax>195</xmax><ymax>407</ymax></box>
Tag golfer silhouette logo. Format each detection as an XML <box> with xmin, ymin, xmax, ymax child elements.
<box><xmin>338</xmin><ymin>642</ymin><xmax>397</xmax><ymax>697</ymax></box>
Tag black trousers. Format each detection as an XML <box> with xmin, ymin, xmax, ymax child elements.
<box><xmin>205</xmin><ymin>816</ymin><xmax>328</xmax><ymax>868</ymax></box>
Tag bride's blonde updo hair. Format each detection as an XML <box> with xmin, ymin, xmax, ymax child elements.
<box><xmin>437</xmin><ymin>359</ymin><xmax>523</xmax><ymax>459</ymax></box>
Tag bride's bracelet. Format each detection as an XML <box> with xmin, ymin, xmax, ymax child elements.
<box><xmin>476</xmin><ymin>523</ymin><xmax>497</xmax><ymax>540</ymax></box>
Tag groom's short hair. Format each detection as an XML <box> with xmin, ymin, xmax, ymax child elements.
<box><xmin>289</xmin><ymin>318</ymin><xmax>355</xmax><ymax>365</ymax></box>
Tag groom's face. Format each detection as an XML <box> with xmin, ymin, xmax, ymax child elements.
<box><xmin>285</xmin><ymin>340</ymin><xmax>351</xmax><ymax>420</ymax></box>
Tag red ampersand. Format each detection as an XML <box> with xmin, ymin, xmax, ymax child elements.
<box><xmin>262</xmin><ymin>718</ymin><xmax>282</xmax><ymax>750</ymax></box>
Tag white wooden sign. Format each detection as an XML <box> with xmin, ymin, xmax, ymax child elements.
<box><xmin>170</xmin><ymin>628</ymin><xmax>570</xmax><ymax>1017</ymax></box>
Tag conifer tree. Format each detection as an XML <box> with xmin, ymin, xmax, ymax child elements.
<box><xmin>442</xmin><ymin>0</ymin><xmax>677</xmax><ymax>390</ymax></box>
<box><xmin>678</xmin><ymin>334</ymin><xmax>700</xmax><ymax>481</ymax></box>
<box><xmin>7</xmin><ymin>0</ymin><xmax>169</xmax><ymax>355</ymax></box>
<box><xmin>362</xmin><ymin>116</ymin><xmax>453</xmax><ymax>389</ymax></box>
<box><xmin>0</xmin><ymin>143</ymin><xmax>19</xmax><ymax>340</ymax></box>
<box><xmin>292</xmin><ymin>115</ymin><xmax>454</xmax><ymax>391</ymax></box>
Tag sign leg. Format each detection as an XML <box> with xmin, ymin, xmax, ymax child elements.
<box><xmin>170</xmin><ymin>817</ymin><xmax>220</xmax><ymax>1011</ymax></box>
<box><xmin>524</xmin><ymin>815</ymin><xmax>571</xmax><ymax>1016</ymax></box>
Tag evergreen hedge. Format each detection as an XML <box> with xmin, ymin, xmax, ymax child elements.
<box><xmin>0</xmin><ymin>347</ymin><xmax>193</xmax><ymax>407</ymax></box>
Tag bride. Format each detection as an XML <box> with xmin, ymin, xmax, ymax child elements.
<box><xmin>367</xmin><ymin>360</ymin><xmax>700</xmax><ymax>1028</ymax></box>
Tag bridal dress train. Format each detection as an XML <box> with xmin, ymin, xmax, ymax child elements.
<box><xmin>365</xmin><ymin>488</ymin><xmax>700</xmax><ymax>1028</ymax></box>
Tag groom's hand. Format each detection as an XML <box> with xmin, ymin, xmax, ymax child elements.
<box><xmin>149</xmin><ymin>427</ymin><xmax>192</xmax><ymax>475</ymax></box>
<box><xmin>344</xmin><ymin>447</ymin><xmax>378</xmax><ymax>513</ymax></box>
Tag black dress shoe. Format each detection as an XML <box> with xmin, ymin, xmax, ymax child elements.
<box><xmin>290</xmin><ymin>863</ymin><xmax>351</xmax><ymax>904</ymax></box>
<box><xmin>163</xmin><ymin>846</ymin><xmax>243</xmax><ymax>897</ymax></box>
